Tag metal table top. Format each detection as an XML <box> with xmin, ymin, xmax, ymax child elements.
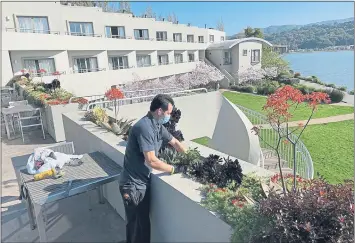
<box><xmin>19</xmin><ymin>152</ymin><xmax>122</xmax><ymax>205</ymax></box>
<box><xmin>2</xmin><ymin>104</ymin><xmax>36</xmax><ymax>115</ymax></box>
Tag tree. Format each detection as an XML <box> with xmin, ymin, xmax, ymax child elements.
<box><xmin>142</xmin><ymin>5</ymin><xmax>156</xmax><ymax>18</ymax></box>
<box><xmin>261</xmin><ymin>46</ymin><xmax>289</xmax><ymax>75</ymax></box>
<box><xmin>235</xmin><ymin>67</ymin><xmax>277</xmax><ymax>83</ymax></box>
<box><xmin>167</xmin><ymin>12</ymin><xmax>178</xmax><ymax>24</ymax></box>
<box><xmin>244</xmin><ymin>27</ymin><xmax>264</xmax><ymax>38</ymax></box>
<box><xmin>252</xmin><ymin>86</ymin><xmax>330</xmax><ymax>193</ymax></box>
<box><xmin>216</xmin><ymin>18</ymin><xmax>224</xmax><ymax>31</ymax></box>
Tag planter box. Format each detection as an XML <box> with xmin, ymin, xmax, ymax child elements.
<box><xmin>63</xmin><ymin>111</ymin><xmax>274</xmax><ymax>242</ymax></box>
<box><xmin>17</xmin><ymin>84</ymin><xmax>79</xmax><ymax>142</ymax></box>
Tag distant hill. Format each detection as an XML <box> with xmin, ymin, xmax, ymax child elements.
<box><xmin>227</xmin><ymin>17</ymin><xmax>355</xmax><ymax>50</ymax></box>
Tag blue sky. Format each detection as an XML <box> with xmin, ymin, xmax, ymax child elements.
<box><xmin>124</xmin><ymin>1</ymin><xmax>354</xmax><ymax>35</ymax></box>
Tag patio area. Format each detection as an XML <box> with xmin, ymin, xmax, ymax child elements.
<box><xmin>1</xmin><ymin>130</ymin><xmax>126</xmax><ymax>242</ymax></box>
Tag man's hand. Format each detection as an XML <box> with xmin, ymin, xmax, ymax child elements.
<box><xmin>170</xmin><ymin>165</ymin><xmax>185</xmax><ymax>175</ymax></box>
<box><xmin>168</xmin><ymin>137</ymin><xmax>187</xmax><ymax>153</ymax></box>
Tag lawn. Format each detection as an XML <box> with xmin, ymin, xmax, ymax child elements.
<box><xmin>192</xmin><ymin>120</ymin><xmax>354</xmax><ymax>184</ymax></box>
<box><xmin>298</xmin><ymin>120</ymin><xmax>354</xmax><ymax>184</ymax></box>
<box><xmin>223</xmin><ymin>91</ymin><xmax>354</xmax><ymax>121</ymax></box>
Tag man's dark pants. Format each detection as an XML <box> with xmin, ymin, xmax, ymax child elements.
<box><xmin>119</xmin><ymin>182</ymin><xmax>151</xmax><ymax>243</ymax></box>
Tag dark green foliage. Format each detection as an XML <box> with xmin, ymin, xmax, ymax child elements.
<box><xmin>326</xmin><ymin>89</ymin><xmax>344</xmax><ymax>103</ymax></box>
<box><xmin>337</xmin><ymin>86</ymin><xmax>347</xmax><ymax>91</ymax></box>
<box><xmin>325</xmin><ymin>83</ymin><xmax>337</xmax><ymax>88</ymax></box>
<box><xmin>230</xmin><ymin>85</ymin><xmax>255</xmax><ymax>93</ymax></box>
<box><xmin>256</xmin><ymin>81</ymin><xmax>280</xmax><ymax>95</ymax></box>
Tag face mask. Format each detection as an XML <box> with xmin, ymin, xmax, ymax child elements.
<box><xmin>158</xmin><ymin>115</ymin><xmax>170</xmax><ymax>125</ymax></box>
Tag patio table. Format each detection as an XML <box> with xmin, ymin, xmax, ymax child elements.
<box><xmin>1</xmin><ymin>104</ymin><xmax>36</xmax><ymax>140</ymax></box>
<box><xmin>18</xmin><ymin>151</ymin><xmax>122</xmax><ymax>242</ymax></box>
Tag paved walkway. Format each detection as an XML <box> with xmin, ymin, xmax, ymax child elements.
<box><xmin>286</xmin><ymin>113</ymin><xmax>354</xmax><ymax>127</ymax></box>
<box><xmin>1</xmin><ymin>130</ymin><xmax>125</xmax><ymax>242</ymax></box>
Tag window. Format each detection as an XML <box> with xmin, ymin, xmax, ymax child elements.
<box><xmin>251</xmin><ymin>49</ymin><xmax>261</xmax><ymax>63</ymax></box>
<box><xmin>17</xmin><ymin>16</ymin><xmax>49</xmax><ymax>34</ymax></box>
<box><xmin>209</xmin><ymin>35</ymin><xmax>214</xmax><ymax>42</ymax></box>
<box><xmin>156</xmin><ymin>31</ymin><xmax>167</xmax><ymax>41</ymax></box>
<box><xmin>134</xmin><ymin>29</ymin><xmax>149</xmax><ymax>40</ymax></box>
<box><xmin>224</xmin><ymin>51</ymin><xmax>232</xmax><ymax>64</ymax></box>
<box><xmin>187</xmin><ymin>35</ymin><xmax>194</xmax><ymax>43</ymax></box>
<box><xmin>221</xmin><ymin>36</ymin><xmax>225</xmax><ymax>41</ymax></box>
<box><xmin>106</xmin><ymin>26</ymin><xmax>125</xmax><ymax>39</ymax></box>
<box><xmin>188</xmin><ymin>54</ymin><xmax>195</xmax><ymax>62</ymax></box>
<box><xmin>174</xmin><ymin>54</ymin><xmax>183</xmax><ymax>64</ymax></box>
<box><xmin>136</xmin><ymin>55</ymin><xmax>151</xmax><ymax>67</ymax></box>
<box><xmin>173</xmin><ymin>33</ymin><xmax>182</xmax><ymax>42</ymax></box>
<box><xmin>69</xmin><ymin>22</ymin><xmax>94</xmax><ymax>36</ymax></box>
<box><xmin>243</xmin><ymin>49</ymin><xmax>248</xmax><ymax>56</ymax></box>
<box><xmin>109</xmin><ymin>56</ymin><xmax>129</xmax><ymax>70</ymax></box>
<box><xmin>158</xmin><ymin>55</ymin><xmax>169</xmax><ymax>65</ymax></box>
<box><xmin>23</xmin><ymin>58</ymin><xmax>56</xmax><ymax>75</ymax></box>
<box><xmin>198</xmin><ymin>36</ymin><xmax>204</xmax><ymax>43</ymax></box>
<box><xmin>73</xmin><ymin>57</ymin><xmax>98</xmax><ymax>73</ymax></box>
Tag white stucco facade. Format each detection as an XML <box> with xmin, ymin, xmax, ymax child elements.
<box><xmin>1</xmin><ymin>1</ymin><xmax>225</xmax><ymax>95</ymax></box>
<box><xmin>206</xmin><ymin>38</ymin><xmax>273</xmax><ymax>78</ymax></box>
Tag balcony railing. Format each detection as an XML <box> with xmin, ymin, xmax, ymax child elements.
<box><xmin>158</xmin><ymin>61</ymin><xmax>172</xmax><ymax>66</ymax></box>
<box><xmin>73</xmin><ymin>68</ymin><xmax>106</xmax><ymax>73</ymax></box>
<box><xmin>30</xmin><ymin>71</ymin><xmax>66</xmax><ymax>77</ymax></box>
<box><xmin>65</xmin><ymin>32</ymin><xmax>102</xmax><ymax>37</ymax></box>
<box><xmin>134</xmin><ymin>37</ymin><xmax>154</xmax><ymax>41</ymax></box>
<box><xmin>137</xmin><ymin>63</ymin><xmax>154</xmax><ymax>68</ymax></box>
<box><xmin>111</xmin><ymin>66</ymin><xmax>130</xmax><ymax>70</ymax></box>
<box><xmin>156</xmin><ymin>37</ymin><xmax>168</xmax><ymax>41</ymax></box>
<box><xmin>106</xmin><ymin>35</ymin><xmax>126</xmax><ymax>39</ymax></box>
<box><xmin>5</xmin><ymin>28</ymin><xmax>60</xmax><ymax>35</ymax></box>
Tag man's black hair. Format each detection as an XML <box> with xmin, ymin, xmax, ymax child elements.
<box><xmin>150</xmin><ymin>94</ymin><xmax>175</xmax><ymax>112</ymax></box>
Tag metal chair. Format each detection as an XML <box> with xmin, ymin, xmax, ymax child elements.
<box><xmin>41</xmin><ymin>142</ymin><xmax>75</xmax><ymax>155</ymax></box>
<box><xmin>17</xmin><ymin>108</ymin><xmax>45</xmax><ymax>143</ymax></box>
<box><xmin>9</xmin><ymin>100</ymin><xmax>28</xmax><ymax>107</ymax></box>
<box><xmin>1</xmin><ymin>95</ymin><xmax>11</xmax><ymax>107</ymax></box>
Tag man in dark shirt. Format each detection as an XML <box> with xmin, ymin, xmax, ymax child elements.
<box><xmin>119</xmin><ymin>94</ymin><xmax>186</xmax><ymax>243</ymax></box>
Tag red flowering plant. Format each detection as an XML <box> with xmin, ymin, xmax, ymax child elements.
<box><xmin>105</xmin><ymin>87</ymin><xmax>125</xmax><ymax>122</ymax></box>
<box><xmin>251</xmin><ymin>85</ymin><xmax>330</xmax><ymax>193</ymax></box>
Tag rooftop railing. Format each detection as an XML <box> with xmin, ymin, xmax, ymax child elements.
<box><xmin>5</xmin><ymin>28</ymin><xmax>60</xmax><ymax>35</ymax></box>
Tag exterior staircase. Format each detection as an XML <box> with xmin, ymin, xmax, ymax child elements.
<box><xmin>261</xmin><ymin>148</ymin><xmax>293</xmax><ymax>175</ymax></box>
<box><xmin>203</xmin><ymin>58</ymin><xmax>236</xmax><ymax>87</ymax></box>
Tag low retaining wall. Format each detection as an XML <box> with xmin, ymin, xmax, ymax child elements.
<box><xmin>63</xmin><ymin>111</ymin><xmax>274</xmax><ymax>242</ymax></box>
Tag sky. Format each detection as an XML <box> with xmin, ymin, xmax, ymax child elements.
<box><xmin>122</xmin><ymin>1</ymin><xmax>354</xmax><ymax>35</ymax></box>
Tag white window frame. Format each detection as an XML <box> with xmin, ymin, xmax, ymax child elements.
<box><xmin>134</xmin><ymin>29</ymin><xmax>149</xmax><ymax>40</ymax></box>
<box><xmin>136</xmin><ymin>55</ymin><xmax>151</xmax><ymax>67</ymax></box>
<box><xmin>209</xmin><ymin>35</ymin><xmax>214</xmax><ymax>42</ymax></box>
<box><xmin>243</xmin><ymin>49</ymin><xmax>248</xmax><ymax>56</ymax></box>
<box><xmin>173</xmin><ymin>33</ymin><xmax>182</xmax><ymax>42</ymax></box>
<box><xmin>69</xmin><ymin>22</ymin><xmax>94</xmax><ymax>36</ymax></box>
<box><xmin>251</xmin><ymin>49</ymin><xmax>261</xmax><ymax>63</ymax></box>
<box><xmin>198</xmin><ymin>36</ymin><xmax>204</xmax><ymax>43</ymax></box>
<box><xmin>188</xmin><ymin>53</ymin><xmax>195</xmax><ymax>62</ymax></box>
<box><xmin>73</xmin><ymin>57</ymin><xmax>99</xmax><ymax>73</ymax></box>
<box><xmin>22</xmin><ymin>58</ymin><xmax>56</xmax><ymax>76</ymax></box>
<box><xmin>158</xmin><ymin>55</ymin><xmax>169</xmax><ymax>65</ymax></box>
<box><xmin>224</xmin><ymin>51</ymin><xmax>232</xmax><ymax>65</ymax></box>
<box><xmin>174</xmin><ymin>54</ymin><xmax>183</xmax><ymax>64</ymax></box>
<box><xmin>17</xmin><ymin>16</ymin><xmax>50</xmax><ymax>34</ymax></box>
<box><xmin>109</xmin><ymin>56</ymin><xmax>129</xmax><ymax>70</ymax></box>
<box><xmin>156</xmin><ymin>31</ymin><xmax>167</xmax><ymax>41</ymax></box>
<box><xmin>105</xmin><ymin>26</ymin><xmax>125</xmax><ymax>39</ymax></box>
<box><xmin>187</xmin><ymin>35</ymin><xmax>194</xmax><ymax>43</ymax></box>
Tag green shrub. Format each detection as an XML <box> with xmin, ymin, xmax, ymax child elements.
<box><xmin>305</xmin><ymin>77</ymin><xmax>313</xmax><ymax>82</ymax></box>
<box><xmin>230</xmin><ymin>85</ymin><xmax>255</xmax><ymax>93</ymax></box>
<box><xmin>294</xmin><ymin>72</ymin><xmax>301</xmax><ymax>78</ymax></box>
<box><xmin>278</xmin><ymin>78</ymin><xmax>300</xmax><ymax>86</ymax></box>
<box><xmin>337</xmin><ymin>86</ymin><xmax>347</xmax><ymax>91</ymax></box>
<box><xmin>256</xmin><ymin>81</ymin><xmax>280</xmax><ymax>95</ymax></box>
<box><xmin>348</xmin><ymin>90</ymin><xmax>354</xmax><ymax>95</ymax></box>
<box><xmin>325</xmin><ymin>83</ymin><xmax>336</xmax><ymax>88</ymax></box>
<box><xmin>326</xmin><ymin>89</ymin><xmax>344</xmax><ymax>103</ymax></box>
<box><xmin>294</xmin><ymin>84</ymin><xmax>316</xmax><ymax>95</ymax></box>
<box><xmin>84</xmin><ymin>107</ymin><xmax>109</xmax><ymax>125</ymax></box>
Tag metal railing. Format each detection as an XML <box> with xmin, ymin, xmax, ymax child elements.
<box><xmin>72</xmin><ymin>68</ymin><xmax>106</xmax><ymax>73</ymax></box>
<box><xmin>235</xmin><ymin>104</ymin><xmax>314</xmax><ymax>179</ymax></box>
<box><xmin>5</xmin><ymin>28</ymin><xmax>60</xmax><ymax>35</ymax></box>
<box><xmin>69</xmin><ymin>87</ymin><xmax>185</xmax><ymax>104</ymax></box>
<box><xmin>65</xmin><ymin>32</ymin><xmax>102</xmax><ymax>37</ymax></box>
<box><xmin>85</xmin><ymin>88</ymin><xmax>208</xmax><ymax>110</ymax></box>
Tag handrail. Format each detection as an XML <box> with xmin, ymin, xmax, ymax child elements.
<box><xmin>5</xmin><ymin>28</ymin><xmax>60</xmax><ymax>35</ymax></box>
<box><xmin>69</xmin><ymin>87</ymin><xmax>185</xmax><ymax>103</ymax></box>
<box><xmin>86</xmin><ymin>88</ymin><xmax>208</xmax><ymax>110</ymax></box>
<box><xmin>235</xmin><ymin>104</ymin><xmax>314</xmax><ymax>179</ymax></box>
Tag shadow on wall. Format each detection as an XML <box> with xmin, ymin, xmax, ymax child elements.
<box><xmin>210</xmin><ymin>97</ymin><xmax>261</xmax><ymax>165</ymax></box>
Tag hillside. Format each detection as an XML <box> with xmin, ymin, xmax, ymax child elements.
<box><xmin>264</xmin><ymin>21</ymin><xmax>354</xmax><ymax>50</ymax></box>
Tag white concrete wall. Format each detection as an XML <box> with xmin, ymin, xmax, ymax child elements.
<box><xmin>237</xmin><ymin>41</ymin><xmax>262</xmax><ymax>72</ymax></box>
<box><xmin>211</xmin><ymin>97</ymin><xmax>262</xmax><ymax>165</ymax></box>
<box><xmin>107</xmin><ymin>91</ymin><xmax>222</xmax><ymax>141</ymax></box>
<box><xmin>62</xmin><ymin>109</ymin><xmax>274</xmax><ymax>242</ymax></box>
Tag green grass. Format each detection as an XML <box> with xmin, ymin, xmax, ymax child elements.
<box><xmin>192</xmin><ymin>120</ymin><xmax>354</xmax><ymax>184</ymax></box>
<box><xmin>223</xmin><ymin>91</ymin><xmax>354</xmax><ymax>121</ymax></box>
<box><xmin>298</xmin><ymin>120</ymin><xmax>354</xmax><ymax>184</ymax></box>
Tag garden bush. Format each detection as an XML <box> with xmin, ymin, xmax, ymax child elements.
<box><xmin>349</xmin><ymin>90</ymin><xmax>354</xmax><ymax>95</ymax></box>
<box><xmin>256</xmin><ymin>81</ymin><xmax>280</xmax><ymax>95</ymax></box>
<box><xmin>84</xmin><ymin>107</ymin><xmax>108</xmax><ymax>125</ymax></box>
<box><xmin>278</xmin><ymin>78</ymin><xmax>300</xmax><ymax>86</ymax></box>
<box><xmin>326</xmin><ymin>89</ymin><xmax>344</xmax><ymax>103</ymax></box>
<box><xmin>294</xmin><ymin>84</ymin><xmax>316</xmax><ymax>95</ymax></box>
<box><xmin>230</xmin><ymin>85</ymin><xmax>255</xmax><ymax>93</ymax></box>
<box><xmin>325</xmin><ymin>83</ymin><xmax>336</xmax><ymax>88</ymax></box>
<box><xmin>294</xmin><ymin>72</ymin><xmax>301</xmax><ymax>78</ymax></box>
<box><xmin>337</xmin><ymin>86</ymin><xmax>347</xmax><ymax>91</ymax></box>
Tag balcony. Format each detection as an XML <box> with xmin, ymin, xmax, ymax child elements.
<box><xmin>5</xmin><ymin>28</ymin><xmax>60</xmax><ymax>35</ymax></box>
<box><xmin>65</xmin><ymin>32</ymin><xmax>102</xmax><ymax>37</ymax></box>
<box><xmin>72</xmin><ymin>68</ymin><xmax>106</xmax><ymax>74</ymax></box>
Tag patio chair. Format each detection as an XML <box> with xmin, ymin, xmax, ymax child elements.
<box><xmin>1</xmin><ymin>95</ymin><xmax>11</xmax><ymax>107</ymax></box>
<box><xmin>9</xmin><ymin>100</ymin><xmax>28</xmax><ymax>107</ymax></box>
<box><xmin>17</xmin><ymin>108</ymin><xmax>45</xmax><ymax>143</ymax></box>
